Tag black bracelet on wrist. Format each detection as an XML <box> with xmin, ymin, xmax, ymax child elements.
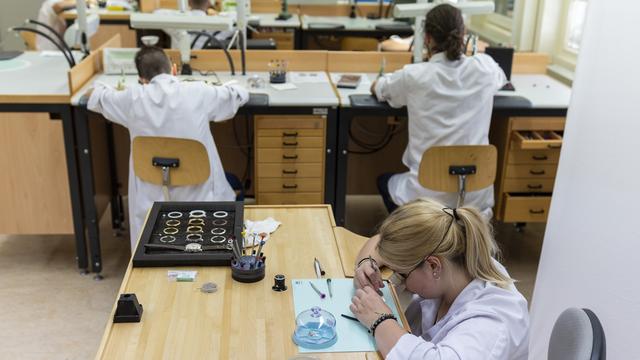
<box><xmin>369</xmin><ymin>313</ymin><xmax>397</xmax><ymax>337</ymax></box>
<box><xmin>356</xmin><ymin>256</ymin><xmax>378</xmax><ymax>269</ymax></box>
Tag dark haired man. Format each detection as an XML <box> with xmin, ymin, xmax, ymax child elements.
<box><xmin>87</xmin><ymin>46</ymin><xmax>248</xmax><ymax>249</ymax></box>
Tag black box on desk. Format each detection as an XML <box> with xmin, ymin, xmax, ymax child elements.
<box><xmin>132</xmin><ymin>201</ymin><xmax>244</xmax><ymax>267</ymax></box>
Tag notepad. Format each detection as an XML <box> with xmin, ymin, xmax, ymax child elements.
<box><xmin>292</xmin><ymin>278</ymin><xmax>402</xmax><ymax>353</ymax></box>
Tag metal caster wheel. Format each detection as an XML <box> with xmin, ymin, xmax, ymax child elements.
<box><xmin>514</xmin><ymin>222</ymin><xmax>526</xmax><ymax>233</ymax></box>
<box><xmin>80</xmin><ymin>269</ymin><xmax>90</xmax><ymax>275</ymax></box>
<box><xmin>94</xmin><ymin>274</ymin><xmax>104</xmax><ymax>281</ymax></box>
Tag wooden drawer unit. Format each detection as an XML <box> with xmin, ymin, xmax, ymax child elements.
<box><xmin>503</xmin><ymin>179</ymin><xmax>555</xmax><ymax>193</ymax></box>
<box><xmin>505</xmin><ymin>164</ymin><xmax>558</xmax><ymax>179</ymax></box>
<box><xmin>258</xmin><ymin>148</ymin><xmax>324</xmax><ymax>163</ymax></box>
<box><xmin>252</xmin><ymin>29</ymin><xmax>295</xmax><ymax>50</ymax></box>
<box><xmin>491</xmin><ymin>116</ymin><xmax>566</xmax><ymax>223</ymax></box>
<box><xmin>257</xmin><ymin>163</ymin><xmax>323</xmax><ymax>178</ymax></box>
<box><xmin>256</xmin><ymin>136</ymin><xmax>324</xmax><ymax>148</ymax></box>
<box><xmin>258</xmin><ymin>178</ymin><xmax>323</xmax><ymax>192</ymax></box>
<box><xmin>511</xmin><ymin>130</ymin><xmax>563</xmax><ymax>150</ymax></box>
<box><xmin>507</xmin><ymin>149</ymin><xmax>561</xmax><ymax>164</ymax></box>
<box><xmin>257</xmin><ymin>192</ymin><xmax>324</xmax><ymax>204</ymax></box>
<box><xmin>502</xmin><ymin>194</ymin><xmax>551</xmax><ymax>223</ymax></box>
<box><xmin>255</xmin><ymin>115</ymin><xmax>326</xmax><ymax>205</ymax></box>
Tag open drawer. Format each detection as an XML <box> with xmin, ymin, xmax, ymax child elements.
<box><xmin>502</xmin><ymin>194</ymin><xmax>552</xmax><ymax>223</ymax></box>
<box><xmin>511</xmin><ymin>130</ymin><xmax>563</xmax><ymax>150</ymax></box>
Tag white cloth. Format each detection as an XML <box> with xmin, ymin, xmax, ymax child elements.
<box><xmin>88</xmin><ymin>74</ymin><xmax>249</xmax><ymax>248</ymax></box>
<box><xmin>243</xmin><ymin>217</ymin><xmax>281</xmax><ymax>247</ymax></box>
<box><xmin>375</xmin><ymin>52</ymin><xmax>507</xmax><ymax>215</ymax></box>
<box><xmin>387</xmin><ymin>262</ymin><xmax>529</xmax><ymax>359</ymax></box>
<box><xmin>36</xmin><ymin>0</ymin><xmax>67</xmax><ymax>50</ymax></box>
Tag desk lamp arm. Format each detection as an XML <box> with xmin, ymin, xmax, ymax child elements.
<box><xmin>24</xmin><ymin>19</ymin><xmax>74</xmax><ymax>59</ymax></box>
<box><xmin>188</xmin><ymin>31</ymin><xmax>236</xmax><ymax>75</ymax></box>
<box><xmin>10</xmin><ymin>27</ymin><xmax>76</xmax><ymax>67</ymax></box>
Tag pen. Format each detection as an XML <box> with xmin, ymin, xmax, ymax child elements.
<box><xmin>341</xmin><ymin>314</ymin><xmax>359</xmax><ymax>322</ymax></box>
<box><xmin>327</xmin><ymin>278</ymin><xmax>333</xmax><ymax>298</ymax></box>
<box><xmin>309</xmin><ymin>282</ymin><xmax>326</xmax><ymax>299</ymax></box>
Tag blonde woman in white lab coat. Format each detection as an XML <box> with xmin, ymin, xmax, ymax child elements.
<box><xmin>87</xmin><ymin>46</ymin><xmax>249</xmax><ymax>249</ymax></box>
<box><xmin>351</xmin><ymin>198</ymin><xmax>529</xmax><ymax>359</ymax></box>
<box><xmin>371</xmin><ymin>4</ymin><xmax>507</xmax><ymax>217</ymax></box>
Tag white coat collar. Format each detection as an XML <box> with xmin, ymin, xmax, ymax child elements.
<box><xmin>149</xmin><ymin>73</ymin><xmax>177</xmax><ymax>84</ymax></box>
<box><xmin>429</xmin><ymin>52</ymin><xmax>448</xmax><ymax>63</ymax></box>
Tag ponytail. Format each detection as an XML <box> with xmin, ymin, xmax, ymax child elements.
<box><xmin>456</xmin><ymin>207</ymin><xmax>513</xmax><ymax>289</ymax></box>
<box><xmin>424</xmin><ymin>4</ymin><xmax>465</xmax><ymax>61</ymax></box>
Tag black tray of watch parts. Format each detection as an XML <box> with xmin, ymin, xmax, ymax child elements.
<box><xmin>132</xmin><ymin>201</ymin><xmax>244</xmax><ymax>267</ymax></box>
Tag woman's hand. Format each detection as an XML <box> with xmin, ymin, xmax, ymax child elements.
<box><xmin>354</xmin><ymin>259</ymin><xmax>385</xmax><ymax>292</ymax></box>
<box><xmin>350</xmin><ymin>286</ymin><xmax>393</xmax><ymax>328</ymax></box>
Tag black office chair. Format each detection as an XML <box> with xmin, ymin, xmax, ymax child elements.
<box><xmin>548</xmin><ymin>308</ymin><xmax>606</xmax><ymax>360</ymax></box>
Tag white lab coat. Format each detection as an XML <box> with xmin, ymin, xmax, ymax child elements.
<box><xmin>388</xmin><ymin>262</ymin><xmax>529</xmax><ymax>359</ymax></box>
<box><xmin>36</xmin><ymin>0</ymin><xmax>67</xmax><ymax>50</ymax></box>
<box><xmin>374</xmin><ymin>52</ymin><xmax>507</xmax><ymax>216</ymax></box>
<box><xmin>88</xmin><ymin>74</ymin><xmax>249</xmax><ymax>249</ymax></box>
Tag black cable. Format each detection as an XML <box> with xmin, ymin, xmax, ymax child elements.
<box><xmin>26</xmin><ymin>19</ymin><xmax>74</xmax><ymax>60</ymax></box>
<box><xmin>349</xmin><ymin>119</ymin><xmax>394</xmax><ymax>149</ymax></box>
<box><xmin>189</xmin><ymin>31</ymin><xmax>236</xmax><ymax>75</ymax></box>
<box><xmin>242</xmin><ymin>115</ymin><xmax>253</xmax><ymax>191</ymax></box>
<box><xmin>11</xmin><ymin>27</ymin><xmax>75</xmax><ymax>67</ymax></box>
<box><xmin>239</xmin><ymin>30</ymin><xmax>246</xmax><ymax>76</ymax></box>
<box><xmin>348</xmin><ymin>131</ymin><xmax>396</xmax><ymax>154</ymax></box>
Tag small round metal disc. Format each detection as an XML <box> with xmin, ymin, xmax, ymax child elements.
<box><xmin>200</xmin><ymin>282</ymin><xmax>218</xmax><ymax>293</ymax></box>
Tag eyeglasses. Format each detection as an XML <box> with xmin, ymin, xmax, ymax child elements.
<box><xmin>396</xmin><ymin>213</ymin><xmax>456</xmax><ymax>281</ymax></box>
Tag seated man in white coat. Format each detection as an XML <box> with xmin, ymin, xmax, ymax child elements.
<box><xmin>87</xmin><ymin>46</ymin><xmax>249</xmax><ymax>249</ymax></box>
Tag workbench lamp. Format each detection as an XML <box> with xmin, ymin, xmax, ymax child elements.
<box><xmin>393</xmin><ymin>0</ymin><xmax>495</xmax><ymax>63</ymax></box>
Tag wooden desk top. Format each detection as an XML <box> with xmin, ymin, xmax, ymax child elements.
<box><xmin>0</xmin><ymin>52</ymin><xmax>71</xmax><ymax>104</ymax></box>
<box><xmin>62</xmin><ymin>9</ymin><xmax>132</xmax><ymax>21</ymax></box>
<box><xmin>97</xmin><ymin>205</ymin><xmax>395</xmax><ymax>359</ymax></box>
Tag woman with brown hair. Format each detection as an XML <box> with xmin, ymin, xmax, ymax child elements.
<box><xmin>371</xmin><ymin>4</ymin><xmax>507</xmax><ymax>218</ymax></box>
<box><xmin>351</xmin><ymin>199</ymin><xmax>529</xmax><ymax>359</ymax></box>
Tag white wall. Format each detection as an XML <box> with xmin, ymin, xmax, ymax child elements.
<box><xmin>528</xmin><ymin>0</ymin><xmax>640</xmax><ymax>359</ymax></box>
<box><xmin>0</xmin><ymin>0</ymin><xmax>43</xmax><ymax>50</ymax></box>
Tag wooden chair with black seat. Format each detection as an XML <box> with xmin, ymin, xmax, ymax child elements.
<box><xmin>418</xmin><ymin>145</ymin><xmax>497</xmax><ymax>208</ymax></box>
<box><xmin>132</xmin><ymin>136</ymin><xmax>244</xmax><ymax>201</ymax></box>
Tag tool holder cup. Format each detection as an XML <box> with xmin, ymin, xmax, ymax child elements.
<box><xmin>268</xmin><ymin>59</ymin><xmax>287</xmax><ymax>84</ymax></box>
<box><xmin>231</xmin><ymin>255</ymin><xmax>266</xmax><ymax>283</ymax></box>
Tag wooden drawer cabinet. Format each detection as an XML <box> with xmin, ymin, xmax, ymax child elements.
<box><xmin>507</xmin><ymin>149</ymin><xmax>561</xmax><ymax>164</ymax></box>
<box><xmin>491</xmin><ymin>116</ymin><xmax>566</xmax><ymax>223</ymax></box>
<box><xmin>252</xmin><ymin>30</ymin><xmax>295</xmax><ymax>50</ymax></box>
<box><xmin>257</xmin><ymin>192</ymin><xmax>323</xmax><ymax>204</ymax></box>
<box><xmin>503</xmin><ymin>178</ymin><xmax>555</xmax><ymax>193</ymax></box>
<box><xmin>502</xmin><ymin>194</ymin><xmax>551</xmax><ymax>223</ymax></box>
<box><xmin>258</xmin><ymin>148</ymin><xmax>324</xmax><ymax>163</ymax></box>
<box><xmin>255</xmin><ymin>115</ymin><xmax>326</xmax><ymax>205</ymax></box>
<box><xmin>505</xmin><ymin>164</ymin><xmax>558</xmax><ymax>179</ymax></box>
<box><xmin>256</xmin><ymin>136</ymin><xmax>324</xmax><ymax>148</ymax></box>
<box><xmin>258</xmin><ymin>178</ymin><xmax>323</xmax><ymax>192</ymax></box>
<box><xmin>257</xmin><ymin>163</ymin><xmax>323</xmax><ymax>178</ymax></box>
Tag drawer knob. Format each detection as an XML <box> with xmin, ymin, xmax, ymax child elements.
<box><xmin>282</xmin><ymin>169</ymin><xmax>298</xmax><ymax>174</ymax></box>
<box><xmin>532</xmin><ymin>155</ymin><xmax>548</xmax><ymax>161</ymax></box>
<box><xmin>283</xmin><ymin>141</ymin><xmax>299</xmax><ymax>146</ymax></box>
<box><xmin>530</xmin><ymin>169</ymin><xmax>546</xmax><ymax>175</ymax></box>
<box><xmin>282</xmin><ymin>184</ymin><xmax>298</xmax><ymax>189</ymax></box>
<box><xmin>527</xmin><ymin>184</ymin><xmax>543</xmax><ymax>190</ymax></box>
<box><xmin>283</xmin><ymin>154</ymin><xmax>299</xmax><ymax>160</ymax></box>
<box><xmin>529</xmin><ymin>209</ymin><xmax>545</xmax><ymax>214</ymax></box>
<box><xmin>282</xmin><ymin>131</ymin><xmax>298</xmax><ymax>137</ymax></box>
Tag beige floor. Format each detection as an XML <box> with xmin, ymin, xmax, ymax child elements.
<box><xmin>0</xmin><ymin>196</ymin><xmax>544</xmax><ymax>359</ymax></box>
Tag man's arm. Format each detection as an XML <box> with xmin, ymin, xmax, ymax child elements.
<box><xmin>206</xmin><ymin>84</ymin><xmax>249</xmax><ymax>122</ymax></box>
<box><xmin>52</xmin><ymin>0</ymin><xmax>79</xmax><ymax>14</ymax></box>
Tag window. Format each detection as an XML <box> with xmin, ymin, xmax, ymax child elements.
<box><xmin>564</xmin><ymin>0</ymin><xmax>588</xmax><ymax>52</ymax></box>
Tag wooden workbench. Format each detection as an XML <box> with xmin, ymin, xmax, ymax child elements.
<box><xmin>96</xmin><ymin>205</ymin><xmax>403</xmax><ymax>359</ymax></box>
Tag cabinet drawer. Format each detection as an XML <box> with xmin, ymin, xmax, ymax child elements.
<box><xmin>502</xmin><ymin>194</ymin><xmax>551</xmax><ymax>223</ymax></box>
<box><xmin>258</xmin><ymin>178</ymin><xmax>323</xmax><ymax>192</ymax></box>
<box><xmin>510</xmin><ymin>130</ymin><xmax>563</xmax><ymax>150</ymax></box>
<box><xmin>257</xmin><ymin>163</ymin><xmax>323</xmax><ymax>178</ymax></box>
<box><xmin>258</xmin><ymin>148</ymin><xmax>324</xmax><ymax>163</ymax></box>
<box><xmin>258</xmin><ymin>192</ymin><xmax>323</xmax><ymax>205</ymax></box>
<box><xmin>505</xmin><ymin>164</ymin><xmax>557</xmax><ymax>178</ymax></box>
<box><xmin>256</xmin><ymin>136</ymin><xmax>324</xmax><ymax>148</ymax></box>
<box><xmin>257</xmin><ymin>129</ymin><xmax>325</xmax><ymax>138</ymax></box>
<box><xmin>255</xmin><ymin>115</ymin><xmax>325</xmax><ymax>130</ymax></box>
<box><xmin>507</xmin><ymin>149</ymin><xmax>560</xmax><ymax>165</ymax></box>
<box><xmin>503</xmin><ymin>178</ymin><xmax>555</xmax><ymax>193</ymax></box>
